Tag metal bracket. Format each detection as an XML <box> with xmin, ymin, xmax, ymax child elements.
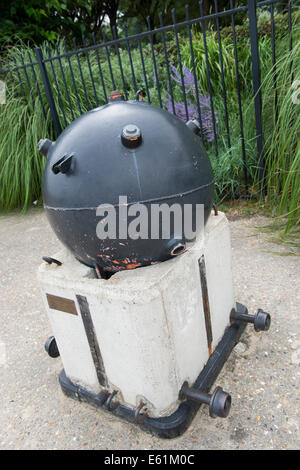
<box><xmin>52</xmin><ymin>154</ymin><xmax>74</xmax><ymax>174</ymax></box>
<box><xmin>134</xmin><ymin>401</ymin><xmax>148</xmax><ymax>424</ymax></box>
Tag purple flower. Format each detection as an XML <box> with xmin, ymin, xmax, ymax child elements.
<box><xmin>163</xmin><ymin>64</ymin><xmax>217</xmax><ymax>142</ymax></box>
<box><xmin>170</xmin><ymin>64</ymin><xmax>196</xmax><ymax>92</ymax></box>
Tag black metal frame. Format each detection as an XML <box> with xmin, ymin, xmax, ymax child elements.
<box><xmin>0</xmin><ymin>0</ymin><xmax>295</xmax><ymax>193</ymax></box>
<box><xmin>58</xmin><ymin>302</ymin><xmax>247</xmax><ymax>439</ymax></box>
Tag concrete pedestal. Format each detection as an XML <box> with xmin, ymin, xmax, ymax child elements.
<box><xmin>38</xmin><ymin>211</ymin><xmax>235</xmax><ymax>419</ymax></box>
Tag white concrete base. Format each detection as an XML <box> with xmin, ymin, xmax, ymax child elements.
<box><xmin>37</xmin><ymin>211</ymin><xmax>235</xmax><ymax>418</ymax></box>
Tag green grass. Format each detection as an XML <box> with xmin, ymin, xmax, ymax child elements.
<box><xmin>0</xmin><ymin>85</ymin><xmax>51</xmax><ymax>210</ymax></box>
<box><xmin>258</xmin><ymin>35</ymin><xmax>300</xmax><ymax>244</ymax></box>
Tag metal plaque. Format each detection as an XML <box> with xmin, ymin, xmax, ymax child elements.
<box><xmin>46</xmin><ymin>293</ymin><xmax>78</xmax><ymax>315</ymax></box>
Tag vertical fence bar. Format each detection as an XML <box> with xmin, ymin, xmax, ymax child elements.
<box><xmin>159</xmin><ymin>11</ymin><xmax>176</xmax><ymax>115</ymax></box>
<box><xmin>91</xmin><ymin>33</ymin><xmax>108</xmax><ymax>103</ymax></box>
<box><xmin>288</xmin><ymin>0</ymin><xmax>293</xmax><ymax>82</ymax></box>
<box><xmin>135</xmin><ymin>21</ymin><xmax>151</xmax><ymax>103</ymax></box>
<box><xmin>124</xmin><ymin>23</ymin><xmax>137</xmax><ymax>93</ymax></box>
<box><xmin>34</xmin><ymin>47</ymin><xmax>62</xmax><ymax>136</ymax></box>
<box><xmin>27</xmin><ymin>51</ymin><xmax>47</xmax><ymax>120</ymax></box>
<box><xmin>64</xmin><ymin>40</ymin><xmax>83</xmax><ymax>115</ymax></box>
<box><xmin>230</xmin><ymin>0</ymin><xmax>248</xmax><ymax>192</ymax></box>
<box><xmin>199</xmin><ymin>0</ymin><xmax>218</xmax><ymax>156</ymax></box>
<box><xmin>102</xmin><ymin>29</ymin><xmax>116</xmax><ymax>90</ymax></box>
<box><xmin>18</xmin><ymin>54</ymin><xmax>35</xmax><ymax>102</ymax></box>
<box><xmin>72</xmin><ymin>38</ymin><xmax>91</xmax><ymax>111</ymax></box>
<box><xmin>248</xmin><ymin>0</ymin><xmax>264</xmax><ymax>195</ymax></box>
<box><xmin>172</xmin><ymin>8</ymin><xmax>189</xmax><ymax>121</ymax></box>
<box><xmin>214</xmin><ymin>0</ymin><xmax>231</xmax><ymax>151</ymax></box>
<box><xmin>55</xmin><ymin>44</ymin><xmax>75</xmax><ymax>121</ymax></box>
<box><xmin>82</xmin><ymin>35</ymin><xmax>99</xmax><ymax>107</ymax></box>
<box><xmin>12</xmin><ymin>58</ymin><xmax>28</xmax><ymax>103</ymax></box>
<box><xmin>270</xmin><ymin>1</ymin><xmax>278</xmax><ymax>124</ymax></box>
<box><xmin>46</xmin><ymin>46</ymin><xmax>68</xmax><ymax>128</ymax></box>
<box><xmin>185</xmin><ymin>5</ymin><xmax>205</xmax><ymax>143</ymax></box>
<box><xmin>288</xmin><ymin>0</ymin><xmax>293</xmax><ymax>52</ymax></box>
<box><xmin>112</xmin><ymin>26</ymin><xmax>128</xmax><ymax>99</ymax></box>
<box><xmin>147</xmin><ymin>16</ymin><xmax>162</xmax><ymax>108</ymax></box>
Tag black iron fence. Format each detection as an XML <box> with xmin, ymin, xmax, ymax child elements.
<box><xmin>0</xmin><ymin>0</ymin><xmax>296</xmax><ymax>194</ymax></box>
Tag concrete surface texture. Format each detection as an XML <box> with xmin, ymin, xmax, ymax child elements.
<box><xmin>0</xmin><ymin>208</ymin><xmax>299</xmax><ymax>450</ymax></box>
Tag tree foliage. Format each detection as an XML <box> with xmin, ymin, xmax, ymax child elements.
<box><xmin>0</xmin><ymin>0</ymin><xmax>251</xmax><ymax>48</ymax></box>
<box><xmin>0</xmin><ymin>1</ymin><xmax>117</xmax><ymax>47</ymax></box>
<box><xmin>0</xmin><ymin>0</ymin><xmax>294</xmax><ymax>49</ymax></box>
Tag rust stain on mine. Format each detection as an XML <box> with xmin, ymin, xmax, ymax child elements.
<box><xmin>96</xmin><ymin>254</ymin><xmax>144</xmax><ymax>272</ymax></box>
<box><xmin>125</xmin><ymin>263</ymin><xmax>141</xmax><ymax>270</ymax></box>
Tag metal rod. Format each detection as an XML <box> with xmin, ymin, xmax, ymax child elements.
<box><xmin>0</xmin><ymin>61</ymin><xmax>38</xmax><ymax>75</ymax></box>
<box><xmin>12</xmin><ymin>57</ymin><xmax>28</xmax><ymax>104</ymax></box>
<box><xmin>136</xmin><ymin>21</ymin><xmax>151</xmax><ymax>103</ymax></box>
<box><xmin>199</xmin><ymin>0</ymin><xmax>218</xmax><ymax>156</ymax></box>
<box><xmin>55</xmin><ymin>43</ymin><xmax>75</xmax><ymax>121</ymax></box>
<box><xmin>45</xmin><ymin>45</ymin><xmax>68</xmax><ymax>128</ymax></box>
<box><xmin>185</xmin><ymin>5</ymin><xmax>205</xmax><ymax>143</ymax></box>
<box><xmin>230</xmin><ymin>0</ymin><xmax>248</xmax><ymax>193</ymax></box>
<box><xmin>270</xmin><ymin>2</ymin><xmax>278</xmax><ymax>124</ymax></box>
<box><xmin>231</xmin><ymin>310</ymin><xmax>255</xmax><ymax>324</ymax></box>
<box><xmin>112</xmin><ymin>26</ymin><xmax>128</xmax><ymax>100</ymax></box>
<box><xmin>91</xmin><ymin>32</ymin><xmax>108</xmax><ymax>103</ymax></box>
<box><xmin>159</xmin><ymin>12</ymin><xmax>176</xmax><ymax>115</ymax></box>
<box><xmin>288</xmin><ymin>0</ymin><xmax>293</xmax><ymax>82</ymax></box>
<box><xmin>64</xmin><ymin>39</ymin><xmax>82</xmax><ymax>115</ymax></box>
<box><xmin>214</xmin><ymin>0</ymin><xmax>231</xmax><ymax>151</ymax></box>
<box><xmin>182</xmin><ymin>386</ymin><xmax>211</xmax><ymax>405</ymax></box>
<box><xmin>147</xmin><ymin>16</ymin><xmax>162</xmax><ymax>108</ymax></box>
<box><xmin>82</xmin><ymin>35</ymin><xmax>99</xmax><ymax>107</ymax></box>
<box><xmin>19</xmin><ymin>53</ymin><xmax>34</xmax><ymax>104</ymax></box>
<box><xmin>198</xmin><ymin>255</ymin><xmax>213</xmax><ymax>355</ymax></box>
<box><xmin>124</xmin><ymin>23</ymin><xmax>137</xmax><ymax>93</ymax></box>
<box><xmin>76</xmin><ymin>295</ymin><xmax>107</xmax><ymax>387</ymax></box>
<box><xmin>34</xmin><ymin>47</ymin><xmax>62</xmax><ymax>136</ymax></box>
<box><xmin>27</xmin><ymin>51</ymin><xmax>47</xmax><ymax>120</ymax></box>
<box><xmin>72</xmin><ymin>38</ymin><xmax>90</xmax><ymax>111</ymax></box>
<box><xmin>172</xmin><ymin>8</ymin><xmax>189</xmax><ymax>120</ymax></box>
<box><xmin>101</xmin><ymin>29</ymin><xmax>116</xmax><ymax>89</ymax></box>
<box><xmin>248</xmin><ymin>0</ymin><xmax>265</xmax><ymax>197</ymax></box>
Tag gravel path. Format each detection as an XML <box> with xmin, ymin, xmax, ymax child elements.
<box><xmin>0</xmin><ymin>208</ymin><xmax>299</xmax><ymax>450</ymax></box>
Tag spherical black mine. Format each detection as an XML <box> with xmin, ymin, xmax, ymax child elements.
<box><xmin>40</xmin><ymin>98</ymin><xmax>214</xmax><ymax>272</ymax></box>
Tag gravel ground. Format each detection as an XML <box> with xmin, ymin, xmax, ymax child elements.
<box><xmin>0</xmin><ymin>208</ymin><xmax>299</xmax><ymax>450</ymax></box>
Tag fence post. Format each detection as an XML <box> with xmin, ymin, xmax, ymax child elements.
<box><xmin>35</xmin><ymin>47</ymin><xmax>62</xmax><ymax>137</ymax></box>
<box><xmin>248</xmin><ymin>0</ymin><xmax>264</xmax><ymax>196</ymax></box>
